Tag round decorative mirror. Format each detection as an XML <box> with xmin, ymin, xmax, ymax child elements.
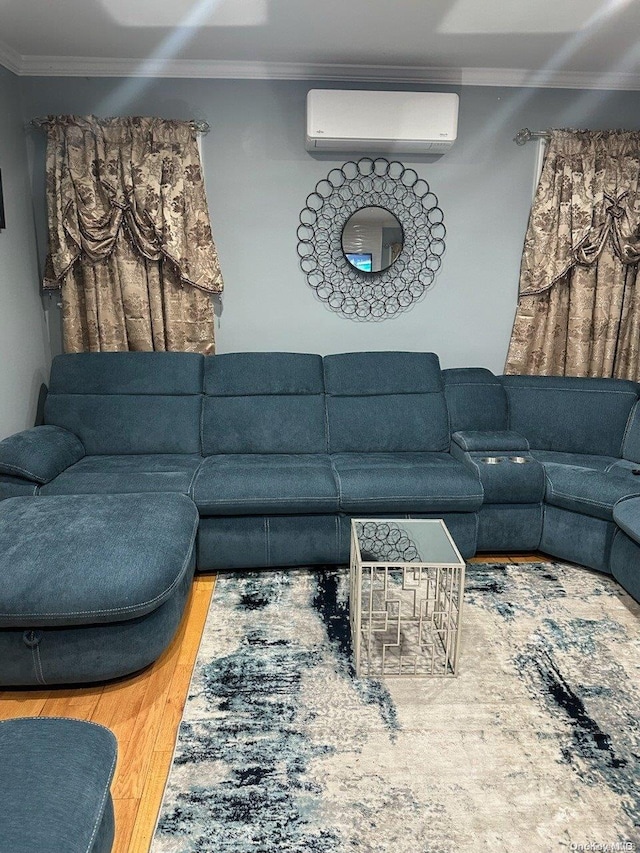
<box><xmin>341</xmin><ymin>206</ymin><xmax>404</xmax><ymax>274</ymax></box>
<box><xmin>297</xmin><ymin>158</ymin><xmax>446</xmax><ymax>320</ymax></box>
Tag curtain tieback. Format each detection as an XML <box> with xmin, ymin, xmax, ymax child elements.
<box><xmin>575</xmin><ymin>191</ymin><xmax>640</xmax><ymax>266</ymax></box>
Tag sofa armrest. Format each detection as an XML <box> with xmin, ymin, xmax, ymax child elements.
<box><xmin>0</xmin><ymin>475</ymin><xmax>39</xmax><ymax>500</ymax></box>
<box><xmin>451</xmin><ymin>430</ymin><xmax>529</xmax><ymax>453</ymax></box>
<box><xmin>0</xmin><ymin>426</ymin><xmax>85</xmax><ymax>484</ymax></box>
<box><xmin>450</xmin><ymin>435</ymin><xmax>544</xmax><ymax>505</ymax></box>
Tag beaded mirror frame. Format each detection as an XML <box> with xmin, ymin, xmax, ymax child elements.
<box><xmin>296</xmin><ymin>157</ymin><xmax>446</xmax><ymax>320</ymax></box>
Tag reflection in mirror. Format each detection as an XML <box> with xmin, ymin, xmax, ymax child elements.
<box><xmin>341</xmin><ymin>206</ymin><xmax>403</xmax><ymax>273</ymax></box>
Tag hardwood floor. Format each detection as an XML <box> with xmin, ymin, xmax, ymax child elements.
<box><xmin>0</xmin><ymin>555</ymin><xmax>541</xmax><ymax>851</ymax></box>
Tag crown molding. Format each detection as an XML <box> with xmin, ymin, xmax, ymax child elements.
<box><xmin>13</xmin><ymin>56</ymin><xmax>465</xmax><ymax>81</ymax></box>
<box><xmin>0</xmin><ymin>38</ymin><xmax>22</xmax><ymax>76</ymax></box>
<box><xmin>3</xmin><ymin>52</ymin><xmax>640</xmax><ymax>91</ymax></box>
<box><xmin>459</xmin><ymin>66</ymin><xmax>640</xmax><ymax>91</ymax></box>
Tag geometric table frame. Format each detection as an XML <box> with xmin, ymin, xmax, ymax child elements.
<box><xmin>350</xmin><ymin>519</ymin><xmax>465</xmax><ymax>677</ymax></box>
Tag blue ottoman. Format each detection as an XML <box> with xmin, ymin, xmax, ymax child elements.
<box><xmin>0</xmin><ymin>717</ymin><xmax>117</xmax><ymax>853</ymax></box>
<box><xmin>0</xmin><ymin>493</ymin><xmax>198</xmax><ymax>685</ymax></box>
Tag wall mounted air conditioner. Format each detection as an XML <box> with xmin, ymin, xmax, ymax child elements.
<box><xmin>305</xmin><ymin>89</ymin><xmax>459</xmax><ymax>154</ymax></box>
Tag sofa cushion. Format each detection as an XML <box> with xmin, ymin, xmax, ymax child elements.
<box><xmin>323</xmin><ymin>352</ymin><xmax>450</xmax><ymax>453</ymax></box>
<box><xmin>0</xmin><ymin>425</ymin><xmax>84</xmax><ymax>483</ymax></box>
<box><xmin>501</xmin><ymin>374</ymin><xmax>638</xmax><ymax>457</ymax></box>
<box><xmin>192</xmin><ymin>454</ymin><xmax>339</xmax><ymax>515</ymax></box>
<box><xmin>331</xmin><ymin>452</ymin><xmax>483</xmax><ymax>512</ymax></box>
<box><xmin>543</xmin><ymin>463</ymin><xmax>640</xmax><ymax>521</ymax></box>
<box><xmin>202</xmin><ymin>353</ymin><xmax>327</xmax><ymax>454</ymax></box>
<box><xmin>48</xmin><ymin>351</ymin><xmax>204</xmax><ymax>394</ymax></box>
<box><xmin>45</xmin><ymin>394</ymin><xmax>202</xmax><ymax>455</ymax></box>
<box><xmin>0</xmin><ymin>717</ymin><xmax>117</xmax><ymax>853</ymax></box>
<box><xmin>204</xmin><ymin>352</ymin><xmax>324</xmax><ymax>396</ymax></box>
<box><xmin>39</xmin><ymin>454</ymin><xmax>202</xmax><ymax>496</ymax></box>
<box><xmin>0</xmin><ymin>493</ymin><xmax>198</xmax><ymax>627</ymax></box>
<box><xmin>203</xmin><ymin>396</ymin><xmax>326</xmax><ymax>455</ymax></box>
<box><xmin>45</xmin><ymin>352</ymin><xmax>203</xmax><ymax>455</ymax></box>
<box><xmin>443</xmin><ymin>368</ymin><xmax>509</xmax><ymax>432</ymax></box>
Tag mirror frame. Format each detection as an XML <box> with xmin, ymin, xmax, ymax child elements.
<box><xmin>297</xmin><ymin>157</ymin><xmax>446</xmax><ymax>320</ymax></box>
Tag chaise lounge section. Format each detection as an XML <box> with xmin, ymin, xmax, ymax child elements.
<box><xmin>0</xmin><ymin>492</ymin><xmax>198</xmax><ymax>685</ymax></box>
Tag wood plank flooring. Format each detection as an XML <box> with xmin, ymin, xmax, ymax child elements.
<box><xmin>0</xmin><ymin>555</ymin><xmax>540</xmax><ymax>852</ymax></box>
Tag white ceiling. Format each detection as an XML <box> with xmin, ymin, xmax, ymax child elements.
<box><xmin>1</xmin><ymin>0</ymin><xmax>640</xmax><ymax>89</ymax></box>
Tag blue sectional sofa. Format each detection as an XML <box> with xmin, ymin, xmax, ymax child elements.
<box><xmin>1</xmin><ymin>350</ymin><xmax>639</xmax><ymax>606</ymax></box>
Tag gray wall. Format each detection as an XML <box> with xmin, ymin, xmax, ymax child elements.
<box><xmin>19</xmin><ymin>77</ymin><xmax>640</xmax><ymax>372</ymax></box>
<box><xmin>0</xmin><ymin>67</ymin><xmax>50</xmax><ymax>439</ymax></box>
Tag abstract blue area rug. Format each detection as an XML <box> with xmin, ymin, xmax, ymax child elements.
<box><xmin>151</xmin><ymin>563</ymin><xmax>640</xmax><ymax>852</ymax></box>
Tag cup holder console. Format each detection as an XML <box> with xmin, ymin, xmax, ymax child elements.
<box><xmin>478</xmin><ymin>455</ymin><xmax>533</xmax><ymax>465</ymax></box>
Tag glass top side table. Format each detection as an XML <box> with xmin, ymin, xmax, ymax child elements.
<box><xmin>350</xmin><ymin>519</ymin><xmax>466</xmax><ymax>677</ymax></box>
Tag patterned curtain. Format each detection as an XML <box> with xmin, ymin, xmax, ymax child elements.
<box><xmin>43</xmin><ymin>115</ymin><xmax>223</xmax><ymax>353</ymax></box>
<box><xmin>505</xmin><ymin>129</ymin><xmax>640</xmax><ymax>379</ymax></box>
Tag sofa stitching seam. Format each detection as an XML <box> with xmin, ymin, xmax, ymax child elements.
<box><xmin>199</xmin><ymin>393</ymin><xmax>205</xmax><ymax>456</ymax></box>
<box><xmin>197</xmin><ymin>496</ymin><xmax>340</xmax><ymax>504</ymax></box>
<box><xmin>444</xmin><ymin>382</ymin><xmax>499</xmax><ymax>388</ymax></box>
<box><xmin>549</xmin><ymin>487</ymin><xmax>640</xmax><ymax>508</ymax></box>
<box><xmin>33</xmin><ymin>644</ymin><xmax>46</xmax><ymax>686</ymax></box>
<box><xmin>187</xmin><ymin>464</ymin><xmax>202</xmax><ymax>499</ymax></box>
<box><xmin>0</xmin><ymin>462</ymin><xmax>46</xmax><ymax>482</ymax></box>
<box><xmin>322</xmin><ymin>360</ymin><xmax>331</xmax><ymax>453</ymax></box>
<box><xmin>620</xmin><ymin>400</ymin><xmax>637</xmax><ymax>458</ymax></box>
<box><xmin>324</xmin><ymin>390</ymin><xmax>444</xmax><ymax>398</ymax></box>
<box><xmin>265</xmin><ymin>518</ymin><xmax>271</xmax><ymax>566</ymax></box>
<box><xmin>329</xmin><ymin>457</ymin><xmax>343</xmax><ymax>508</ymax></box>
<box><xmin>339</xmin><ymin>495</ymin><xmax>482</xmax><ymax>502</ymax></box>
<box><xmin>504</xmin><ymin>386</ymin><xmax>636</xmax><ymax>396</ymax></box>
<box><xmin>84</xmin><ymin>739</ymin><xmax>118</xmax><ymax>853</ymax></box>
<box><xmin>464</xmin><ymin>455</ymin><xmax>485</xmax><ymax>493</ymax></box>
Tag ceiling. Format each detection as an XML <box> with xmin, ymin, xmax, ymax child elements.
<box><xmin>2</xmin><ymin>0</ymin><xmax>640</xmax><ymax>89</ymax></box>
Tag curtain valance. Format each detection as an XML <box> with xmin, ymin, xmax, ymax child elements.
<box><xmin>520</xmin><ymin>129</ymin><xmax>640</xmax><ymax>297</ymax></box>
<box><xmin>43</xmin><ymin>115</ymin><xmax>223</xmax><ymax>295</ymax></box>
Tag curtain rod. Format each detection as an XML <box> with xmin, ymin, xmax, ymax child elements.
<box><xmin>29</xmin><ymin>116</ymin><xmax>210</xmax><ymax>134</ymax></box>
<box><xmin>514</xmin><ymin>127</ymin><xmax>551</xmax><ymax>146</ymax></box>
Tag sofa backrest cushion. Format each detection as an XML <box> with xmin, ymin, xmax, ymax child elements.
<box><xmin>323</xmin><ymin>351</ymin><xmax>449</xmax><ymax>453</ymax></box>
<box><xmin>501</xmin><ymin>374</ymin><xmax>638</xmax><ymax>457</ymax></box>
<box><xmin>443</xmin><ymin>368</ymin><xmax>508</xmax><ymax>433</ymax></box>
<box><xmin>44</xmin><ymin>352</ymin><xmax>204</xmax><ymax>455</ymax></box>
<box><xmin>202</xmin><ymin>352</ymin><xmax>327</xmax><ymax>454</ymax></box>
